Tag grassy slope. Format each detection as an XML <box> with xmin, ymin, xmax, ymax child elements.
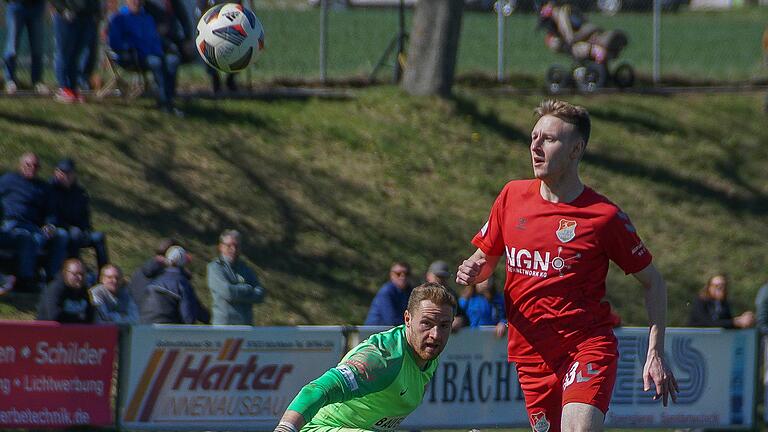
<box><xmin>0</xmin><ymin>88</ymin><xmax>767</xmax><ymax>327</ymax></box>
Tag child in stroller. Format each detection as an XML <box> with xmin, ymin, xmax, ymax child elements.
<box><xmin>538</xmin><ymin>0</ymin><xmax>634</xmax><ymax>92</ymax></box>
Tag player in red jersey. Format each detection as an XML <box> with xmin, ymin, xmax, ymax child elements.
<box><xmin>456</xmin><ymin>100</ymin><xmax>678</xmax><ymax>432</ymax></box>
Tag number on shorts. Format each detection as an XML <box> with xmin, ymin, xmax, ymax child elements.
<box><xmin>563</xmin><ymin>361</ymin><xmax>579</xmax><ymax>390</ymax></box>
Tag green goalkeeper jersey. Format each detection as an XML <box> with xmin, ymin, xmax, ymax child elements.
<box><xmin>286</xmin><ymin>325</ymin><xmax>438</xmax><ymax>432</ymax></box>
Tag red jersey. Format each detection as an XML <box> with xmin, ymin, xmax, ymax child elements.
<box><xmin>472</xmin><ymin>179</ymin><xmax>651</xmax><ymax>363</ymax></box>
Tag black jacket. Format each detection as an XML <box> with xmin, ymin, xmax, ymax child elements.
<box><xmin>139</xmin><ymin>267</ymin><xmax>210</xmax><ymax>324</ymax></box>
<box><xmin>48</xmin><ymin>178</ymin><xmax>92</xmax><ymax>230</ymax></box>
<box><xmin>687</xmin><ymin>297</ymin><xmax>734</xmax><ymax>328</ymax></box>
<box><xmin>37</xmin><ymin>276</ymin><xmax>94</xmax><ymax>323</ymax></box>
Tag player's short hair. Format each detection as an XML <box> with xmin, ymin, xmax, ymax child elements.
<box><xmin>535</xmin><ymin>99</ymin><xmax>591</xmax><ymax>147</ymax></box>
<box><xmin>407</xmin><ymin>282</ymin><xmax>457</xmax><ymax>316</ymax></box>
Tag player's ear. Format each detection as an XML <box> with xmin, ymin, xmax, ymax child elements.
<box><xmin>570</xmin><ymin>138</ymin><xmax>585</xmax><ymax>160</ymax></box>
<box><xmin>404</xmin><ymin>310</ymin><xmax>412</xmax><ymax>327</ymax></box>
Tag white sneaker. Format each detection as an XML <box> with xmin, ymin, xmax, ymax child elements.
<box><xmin>34</xmin><ymin>82</ymin><xmax>51</xmax><ymax>96</ymax></box>
<box><xmin>4</xmin><ymin>80</ymin><xmax>17</xmax><ymax>95</ymax></box>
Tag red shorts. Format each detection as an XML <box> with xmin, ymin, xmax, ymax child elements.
<box><xmin>515</xmin><ymin>332</ymin><xmax>618</xmax><ymax>432</ymax></box>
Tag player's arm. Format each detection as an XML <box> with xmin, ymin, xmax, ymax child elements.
<box><xmin>632</xmin><ymin>263</ymin><xmax>678</xmax><ymax>406</ymax></box>
<box><xmin>456</xmin><ymin>248</ymin><xmax>501</xmax><ymax>286</ymax></box>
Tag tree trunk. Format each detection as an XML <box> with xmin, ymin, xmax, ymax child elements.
<box><xmin>401</xmin><ymin>0</ymin><xmax>465</xmax><ymax>97</ymax></box>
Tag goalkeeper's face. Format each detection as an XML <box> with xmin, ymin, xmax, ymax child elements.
<box><xmin>405</xmin><ymin>300</ymin><xmax>454</xmax><ymax>364</ymax></box>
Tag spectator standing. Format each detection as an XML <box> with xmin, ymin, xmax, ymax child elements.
<box><xmin>687</xmin><ymin>274</ymin><xmax>754</xmax><ymax>328</ymax></box>
<box><xmin>207</xmin><ymin>229</ymin><xmax>265</xmax><ymax>325</ymax></box>
<box><xmin>3</xmin><ymin>0</ymin><xmax>50</xmax><ymax>95</ymax></box>
<box><xmin>49</xmin><ymin>158</ymin><xmax>109</xmax><ymax>269</ymax></box>
<box><xmin>145</xmin><ymin>0</ymin><xmax>194</xmax><ymax>62</ymax></box>
<box><xmin>0</xmin><ymin>153</ymin><xmax>68</xmax><ymax>291</ymax></box>
<box><xmin>37</xmin><ymin>258</ymin><xmax>94</xmax><ymax>323</ymax></box>
<box><xmin>425</xmin><ymin>260</ymin><xmax>467</xmax><ymax>331</ymax></box>
<box><xmin>126</xmin><ymin>237</ymin><xmax>178</xmax><ymax>305</ymax></box>
<box><xmin>107</xmin><ymin>0</ymin><xmax>182</xmax><ymax>115</ymax></box>
<box><xmin>89</xmin><ymin>264</ymin><xmax>138</xmax><ymax>323</ymax></box>
<box><xmin>51</xmin><ymin>0</ymin><xmax>101</xmax><ymax>103</ymax></box>
<box><xmin>460</xmin><ymin>274</ymin><xmax>507</xmax><ymax>337</ymax></box>
<box><xmin>364</xmin><ymin>261</ymin><xmax>412</xmax><ymax>326</ymax></box>
<box><xmin>140</xmin><ymin>245</ymin><xmax>210</xmax><ymax>324</ymax></box>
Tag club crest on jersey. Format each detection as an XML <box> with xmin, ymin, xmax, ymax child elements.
<box><xmin>555</xmin><ymin>219</ymin><xmax>577</xmax><ymax>243</ymax></box>
<box><xmin>530</xmin><ymin>412</ymin><xmax>550</xmax><ymax>432</ymax></box>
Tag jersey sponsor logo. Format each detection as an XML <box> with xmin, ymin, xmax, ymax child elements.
<box><xmin>504</xmin><ymin>246</ymin><xmax>580</xmax><ymax>278</ymax></box>
<box><xmin>530</xmin><ymin>411</ymin><xmax>550</xmax><ymax>432</ymax></box>
<box><xmin>631</xmin><ymin>242</ymin><xmax>647</xmax><ymax>257</ymax></box>
<box><xmin>480</xmin><ymin>220</ymin><xmax>489</xmax><ymax>237</ymax></box>
<box><xmin>336</xmin><ymin>364</ymin><xmax>359</xmax><ymax>391</ymax></box>
<box><xmin>374</xmin><ymin>416</ymin><xmax>406</xmax><ymax>430</ymax></box>
<box><xmin>555</xmin><ymin>219</ymin><xmax>577</xmax><ymax>243</ymax></box>
<box><xmin>516</xmin><ymin>217</ymin><xmax>527</xmax><ymax>231</ymax></box>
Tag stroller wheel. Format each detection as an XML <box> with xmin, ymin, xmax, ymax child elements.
<box><xmin>613</xmin><ymin>63</ymin><xmax>635</xmax><ymax>88</ymax></box>
<box><xmin>574</xmin><ymin>62</ymin><xmax>606</xmax><ymax>93</ymax></box>
<box><xmin>545</xmin><ymin>65</ymin><xmax>570</xmax><ymax>94</ymax></box>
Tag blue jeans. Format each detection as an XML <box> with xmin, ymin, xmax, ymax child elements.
<box><xmin>3</xmin><ymin>0</ymin><xmax>46</xmax><ymax>84</ymax></box>
<box><xmin>144</xmin><ymin>54</ymin><xmax>179</xmax><ymax>108</ymax></box>
<box><xmin>2</xmin><ymin>220</ymin><xmax>68</xmax><ymax>281</ymax></box>
<box><xmin>57</xmin><ymin>227</ymin><xmax>108</xmax><ymax>269</ymax></box>
<box><xmin>53</xmin><ymin>12</ymin><xmax>94</xmax><ymax>90</ymax></box>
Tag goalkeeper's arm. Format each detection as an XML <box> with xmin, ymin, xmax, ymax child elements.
<box><xmin>274</xmin><ymin>368</ymin><xmax>351</xmax><ymax>432</ymax></box>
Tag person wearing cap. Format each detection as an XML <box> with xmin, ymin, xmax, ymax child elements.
<box><xmin>425</xmin><ymin>260</ymin><xmax>467</xmax><ymax>332</ymax></box>
<box><xmin>207</xmin><ymin>229</ymin><xmax>265</xmax><ymax>325</ymax></box>
<box><xmin>0</xmin><ymin>152</ymin><xmax>68</xmax><ymax>291</ymax></box>
<box><xmin>364</xmin><ymin>261</ymin><xmax>413</xmax><ymax>326</ymax></box>
<box><xmin>127</xmin><ymin>237</ymin><xmax>181</xmax><ymax>306</ymax></box>
<box><xmin>140</xmin><ymin>245</ymin><xmax>210</xmax><ymax>324</ymax></box>
<box><xmin>48</xmin><ymin>158</ymin><xmax>109</xmax><ymax>270</ymax></box>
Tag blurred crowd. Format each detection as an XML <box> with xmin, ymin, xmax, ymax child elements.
<box><xmin>1</xmin><ymin>0</ymin><xmax>243</xmax><ymax>114</ymax></box>
<box><xmin>1</xmin><ymin>152</ymin><xmax>265</xmax><ymax>325</ymax></box>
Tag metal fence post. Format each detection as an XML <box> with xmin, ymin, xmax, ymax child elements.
<box><xmin>652</xmin><ymin>0</ymin><xmax>660</xmax><ymax>85</ymax></box>
<box><xmin>320</xmin><ymin>0</ymin><xmax>329</xmax><ymax>83</ymax></box>
<box><xmin>497</xmin><ymin>1</ymin><xmax>505</xmax><ymax>82</ymax></box>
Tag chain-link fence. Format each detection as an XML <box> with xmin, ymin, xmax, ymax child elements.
<box><xmin>0</xmin><ymin>0</ymin><xmax>766</xmax><ymax>90</ymax></box>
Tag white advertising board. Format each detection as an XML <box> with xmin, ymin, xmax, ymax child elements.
<box><xmin>359</xmin><ymin>326</ymin><xmax>756</xmax><ymax>430</ymax></box>
<box><xmin>119</xmin><ymin>325</ymin><xmax>345</xmax><ymax>430</ymax></box>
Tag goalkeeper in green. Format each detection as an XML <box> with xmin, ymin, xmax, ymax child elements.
<box><xmin>274</xmin><ymin>282</ymin><xmax>457</xmax><ymax>432</ymax></box>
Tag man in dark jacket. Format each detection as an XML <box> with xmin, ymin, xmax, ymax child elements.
<box><xmin>364</xmin><ymin>261</ymin><xmax>413</xmax><ymax>326</ymax></box>
<box><xmin>126</xmin><ymin>238</ymin><xmax>180</xmax><ymax>306</ymax></box>
<box><xmin>140</xmin><ymin>246</ymin><xmax>210</xmax><ymax>324</ymax></box>
<box><xmin>0</xmin><ymin>153</ymin><xmax>68</xmax><ymax>290</ymax></box>
<box><xmin>49</xmin><ymin>158</ymin><xmax>108</xmax><ymax>269</ymax></box>
<box><xmin>37</xmin><ymin>258</ymin><xmax>94</xmax><ymax>323</ymax></box>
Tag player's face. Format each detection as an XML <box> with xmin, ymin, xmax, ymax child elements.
<box><xmin>530</xmin><ymin>115</ymin><xmax>582</xmax><ymax>181</ymax></box>
<box><xmin>404</xmin><ymin>300</ymin><xmax>454</xmax><ymax>365</ymax></box>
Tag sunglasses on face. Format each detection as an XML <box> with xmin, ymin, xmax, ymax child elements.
<box><xmin>391</xmin><ymin>271</ymin><xmax>409</xmax><ymax>277</ymax></box>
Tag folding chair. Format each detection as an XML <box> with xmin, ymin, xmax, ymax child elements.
<box><xmin>97</xmin><ymin>47</ymin><xmax>148</xmax><ymax>99</ymax></box>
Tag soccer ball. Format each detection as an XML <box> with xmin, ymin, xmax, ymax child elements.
<box><xmin>196</xmin><ymin>3</ymin><xmax>264</xmax><ymax>73</ymax></box>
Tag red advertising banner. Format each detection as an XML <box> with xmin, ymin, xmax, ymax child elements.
<box><xmin>0</xmin><ymin>320</ymin><xmax>118</xmax><ymax>428</ymax></box>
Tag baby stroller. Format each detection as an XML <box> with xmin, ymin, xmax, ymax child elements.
<box><xmin>538</xmin><ymin>1</ymin><xmax>635</xmax><ymax>93</ymax></box>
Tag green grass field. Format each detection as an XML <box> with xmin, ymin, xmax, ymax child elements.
<box><xmin>1</xmin><ymin>86</ymin><xmax>767</xmax><ymax>330</ymax></box>
<box><xmin>1</xmin><ymin>5</ymin><xmax>767</xmax><ymax>88</ymax></box>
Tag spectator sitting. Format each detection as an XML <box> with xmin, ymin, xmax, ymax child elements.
<box><xmin>208</xmin><ymin>229</ymin><xmax>265</xmax><ymax>325</ymax></box>
<box><xmin>37</xmin><ymin>258</ymin><xmax>94</xmax><ymax>323</ymax></box>
<box><xmin>425</xmin><ymin>260</ymin><xmax>467</xmax><ymax>331</ymax></box>
<box><xmin>459</xmin><ymin>274</ymin><xmax>507</xmax><ymax>338</ymax></box>
<box><xmin>107</xmin><ymin>0</ymin><xmax>182</xmax><ymax>115</ymax></box>
<box><xmin>126</xmin><ymin>237</ymin><xmax>183</xmax><ymax>306</ymax></box>
<box><xmin>1</xmin><ymin>210</ymin><xmax>18</xmax><ymax>295</ymax></box>
<box><xmin>364</xmin><ymin>261</ymin><xmax>413</xmax><ymax>326</ymax></box>
<box><xmin>50</xmin><ymin>0</ymin><xmax>101</xmax><ymax>103</ymax></box>
<box><xmin>89</xmin><ymin>264</ymin><xmax>138</xmax><ymax>324</ymax></box>
<box><xmin>140</xmin><ymin>245</ymin><xmax>211</xmax><ymax>324</ymax></box>
<box><xmin>687</xmin><ymin>273</ymin><xmax>755</xmax><ymax>328</ymax></box>
<box><xmin>3</xmin><ymin>0</ymin><xmax>50</xmax><ymax>95</ymax></box>
<box><xmin>0</xmin><ymin>153</ymin><xmax>68</xmax><ymax>291</ymax></box>
<box><xmin>49</xmin><ymin>158</ymin><xmax>109</xmax><ymax>270</ymax></box>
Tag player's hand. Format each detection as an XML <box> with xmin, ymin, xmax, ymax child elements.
<box><xmin>643</xmin><ymin>350</ymin><xmax>678</xmax><ymax>406</ymax></box>
<box><xmin>456</xmin><ymin>257</ymin><xmax>485</xmax><ymax>286</ymax></box>
<box><xmin>494</xmin><ymin>321</ymin><xmax>507</xmax><ymax>338</ymax></box>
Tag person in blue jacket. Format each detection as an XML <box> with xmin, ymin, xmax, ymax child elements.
<box><xmin>107</xmin><ymin>0</ymin><xmax>181</xmax><ymax>114</ymax></box>
<box><xmin>364</xmin><ymin>261</ymin><xmax>413</xmax><ymax>326</ymax></box>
